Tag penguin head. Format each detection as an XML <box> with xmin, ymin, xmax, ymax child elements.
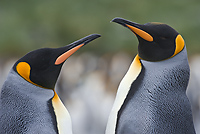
<box><xmin>112</xmin><ymin>17</ymin><xmax>185</xmax><ymax>61</ymax></box>
<box><xmin>13</xmin><ymin>34</ymin><xmax>101</xmax><ymax>89</ymax></box>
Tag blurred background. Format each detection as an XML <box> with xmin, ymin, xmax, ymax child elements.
<box><xmin>0</xmin><ymin>0</ymin><xmax>200</xmax><ymax>134</ymax></box>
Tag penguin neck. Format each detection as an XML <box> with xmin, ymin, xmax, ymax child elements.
<box><xmin>140</xmin><ymin>46</ymin><xmax>190</xmax><ymax>94</ymax></box>
<box><xmin>2</xmin><ymin>69</ymin><xmax>54</xmax><ymax>99</ymax></box>
<box><xmin>0</xmin><ymin>69</ymin><xmax>59</xmax><ymax>133</ymax></box>
<box><xmin>1</xmin><ymin>69</ymin><xmax>73</xmax><ymax>134</ymax></box>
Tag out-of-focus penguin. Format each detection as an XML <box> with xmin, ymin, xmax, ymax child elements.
<box><xmin>106</xmin><ymin>18</ymin><xmax>196</xmax><ymax>134</ymax></box>
<box><xmin>0</xmin><ymin>34</ymin><xmax>101</xmax><ymax>134</ymax></box>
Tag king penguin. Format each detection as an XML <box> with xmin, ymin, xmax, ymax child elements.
<box><xmin>0</xmin><ymin>34</ymin><xmax>101</xmax><ymax>134</ymax></box>
<box><xmin>106</xmin><ymin>18</ymin><xmax>196</xmax><ymax>134</ymax></box>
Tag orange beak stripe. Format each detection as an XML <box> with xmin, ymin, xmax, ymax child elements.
<box><xmin>126</xmin><ymin>24</ymin><xmax>153</xmax><ymax>42</ymax></box>
<box><xmin>55</xmin><ymin>43</ymin><xmax>84</xmax><ymax>65</ymax></box>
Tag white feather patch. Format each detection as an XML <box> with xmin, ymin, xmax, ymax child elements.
<box><xmin>52</xmin><ymin>91</ymin><xmax>73</xmax><ymax>134</ymax></box>
<box><xmin>105</xmin><ymin>55</ymin><xmax>142</xmax><ymax>134</ymax></box>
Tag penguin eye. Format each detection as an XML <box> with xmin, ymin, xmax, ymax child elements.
<box><xmin>160</xmin><ymin>36</ymin><xmax>167</xmax><ymax>40</ymax></box>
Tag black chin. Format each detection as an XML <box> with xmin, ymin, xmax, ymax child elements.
<box><xmin>138</xmin><ymin>39</ymin><xmax>175</xmax><ymax>61</ymax></box>
<box><xmin>30</xmin><ymin>64</ymin><xmax>63</xmax><ymax>89</ymax></box>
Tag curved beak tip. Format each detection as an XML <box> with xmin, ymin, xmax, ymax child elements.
<box><xmin>111</xmin><ymin>17</ymin><xmax>123</xmax><ymax>22</ymax></box>
<box><xmin>83</xmin><ymin>34</ymin><xmax>101</xmax><ymax>45</ymax></box>
<box><xmin>111</xmin><ymin>17</ymin><xmax>129</xmax><ymax>27</ymax></box>
<box><xmin>91</xmin><ymin>34</ymin><xmax>101</xmax><ymax>40</ymax></box>
<box><xmin>88</xmin><ymin>34</ymin><xmax>101</xmax><ymax>38</ymax></box>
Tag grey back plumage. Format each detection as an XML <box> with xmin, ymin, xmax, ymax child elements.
<box><xmin>0</xmin><ymin>70</ymin><xmax>58</xmax><ymax>134</ymax></box>
<box><xmin>116</xmin><ymin>47</ymin><xmax>196</xmax><ymax>134</ymax></box>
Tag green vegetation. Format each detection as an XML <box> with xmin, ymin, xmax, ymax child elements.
<box><xmin>0</xmin><ymin>0</ymin><xmax>200</xmax><ymax>56</ymax></box>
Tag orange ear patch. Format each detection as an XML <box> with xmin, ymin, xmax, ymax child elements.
<box><xmin>171</xmin><ymin>34</ymin><xmax>185</xmax><ymax>57</ymax></box>
<box><xmin>126</xmin><ymin>24</ymin><xmax>153</xmax><ymax>42</ymax></box>
<box><xmin>16</xmin><ymin>62</ymin><xmax>32</xmax><ymax>83</ymax></box>
<box><xmin>55</xmin><ymin>44</ymin><xmax>84</xmax><ymax>65</ymax></box>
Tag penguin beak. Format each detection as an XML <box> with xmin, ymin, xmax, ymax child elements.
<box><xmin>111</xmin><ymin>17</ymin><xmax>153</xmax><ymax>42</ymax></box>
<box><xmin>55</xmin><ymin>34</ymin><xmax>101</xmax><ymax>65</ymax></box>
